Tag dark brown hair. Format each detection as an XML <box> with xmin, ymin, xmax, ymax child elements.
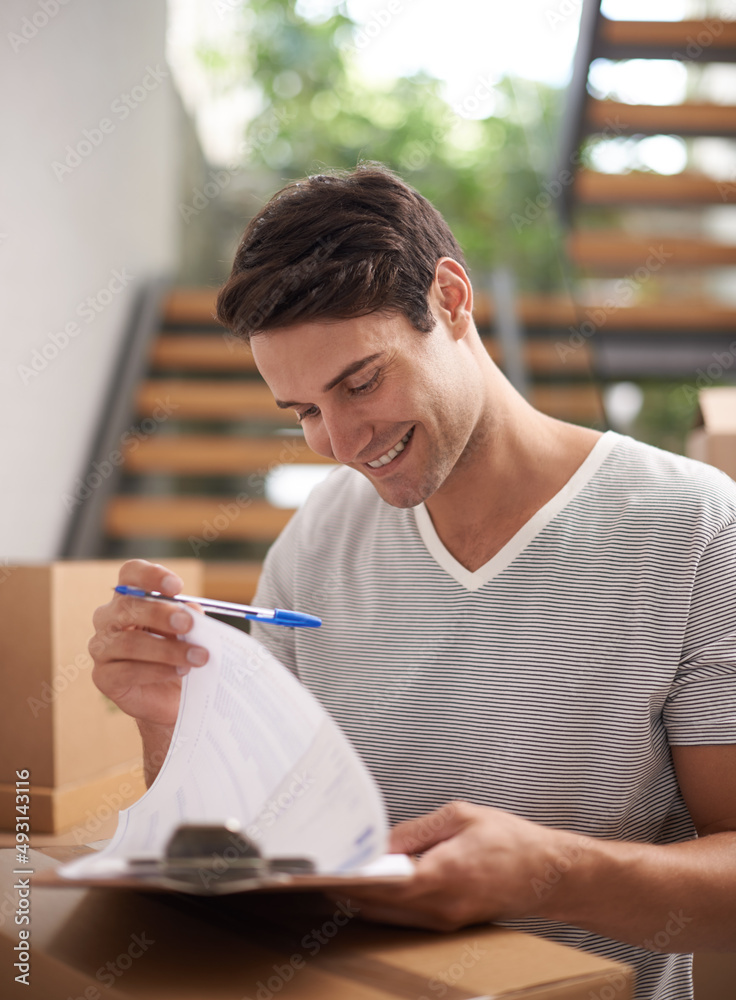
<box><xmin>215</xmin><ymin>163</ymin><xmax>466</xmax><ymax>341</ymax></box>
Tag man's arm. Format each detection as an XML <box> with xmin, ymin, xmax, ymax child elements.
<box><xmin>537</xmin><ymin>743</ymin><xmax>736</xmax><ymax>951</ymax></box>
<box><xmin>340</xmin><ymin>744</ymin><xmax>736</xmax><ymax>952</ymax></box>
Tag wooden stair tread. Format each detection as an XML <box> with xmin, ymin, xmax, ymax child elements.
<box><xmin>575</xmin><ymin>170</ymin><xmax>735</xmax><ymax>204</ymax></box>
<box><xmin>163</xmin><ymin>288</ymin><xmax>223</xmax><ymax>326</ymax></box>
<box><xmin>105</xmin><ymin>497</ymin><xmax>294</xmax><ymax>540</ymax></box>
<box><xmin>492</xmin><ymin>301</ymin><xmax>736</xmax><ymax>331</ymax></box>
<box><xmin>123</xmin><ymin>435</ymin><xmax>334</xmax><ymax>474</ymax></box>
<box><xmin>600</xmin><ymin>18</ymin><xmax>736</xmax><ymax>52</ymax></box>
<box><xmin>587</xmin><ymin>99</ymin><xmax>736</xmax><ymax>137</ymax></box>
<box><xmin>563</xmin><ymin>302</ymin><xmax>736</xmax><ymax>329</ymax></box>
<box><xmin>150</xmin><ymin>334</ymin><xmax>257</xmax><ymax>371</ymax></box>
<box><xmin>519</xmin><ymin>341</ymin><xmax>590</xmax><ymax>371</ymax></box>
<box><xmin>137</xmin><ymin>380</ymin><xmax>294</xmax><ymax>421</ymax></box>
<box><xmin>530</xmin><ymin>385</ymin><xmax>603</xmax><ymax>421</ymax></box>
<box><xmin>568</xmin><ymin>232</ymin><xmax>736</xmax><ymax>269</ymax></box>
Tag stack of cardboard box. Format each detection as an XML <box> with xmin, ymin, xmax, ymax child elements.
<box><xmin>0</xmin><ymin>559</ymin><xmax>201</xmax><ymax>834</ymax></box>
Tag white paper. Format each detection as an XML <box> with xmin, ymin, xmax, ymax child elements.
<box><xmin>62</xmin><ymin>613</ymin><xmax>391</xmax><ymax>879</ymax></box>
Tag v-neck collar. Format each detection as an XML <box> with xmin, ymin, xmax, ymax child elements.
<box><xmin>411</xmin><ymin>430</ymin><xmax>619</xmax><ymax>591</ymax></box>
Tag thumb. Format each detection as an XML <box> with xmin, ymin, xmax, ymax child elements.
<box><xmin>388</xmin><ymin>801</ymin><xmax>471</xmax><ymax>855</ymax></box>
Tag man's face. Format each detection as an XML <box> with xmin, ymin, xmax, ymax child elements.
<box><xmin>251</xmin><ymin>308</ymin><xmax>486</xmax><ymax>509</ymax></box>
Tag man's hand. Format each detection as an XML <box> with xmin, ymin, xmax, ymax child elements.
<box><xmin>340</xmin><ymin>800</ymin><xmax>573</xmax><ymax>931</ymax></box>
<box><xmin>89</xmin><ymin>559</ymin><xmax>209</xmax><ymax>729</ymax></box>
<box><xmin>340</xmin><ymin>791</ymin><xmax>736</xmax><ymax>952</ymax></box>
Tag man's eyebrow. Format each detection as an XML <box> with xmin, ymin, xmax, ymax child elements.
<box><xmin>274</xmin><ymin>353</ymin><xmax>384</xmax><ymax>409</ymax></box>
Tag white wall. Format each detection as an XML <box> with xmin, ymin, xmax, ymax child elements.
<box><xmin>0</xmin><ymin>0</ymin><xmax>179</xmax><ymax>560</ymax></box>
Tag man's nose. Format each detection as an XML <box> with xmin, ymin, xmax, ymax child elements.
<box><xmin>312</xmin><ymin>410</ymin><xmax>372</xmax><ymax>465</ymax></box>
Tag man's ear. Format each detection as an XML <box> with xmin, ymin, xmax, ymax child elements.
<box><xmin>432</xmin><ymin>258</ymin><xmax>474</xmax><ymax>339</ymax></box>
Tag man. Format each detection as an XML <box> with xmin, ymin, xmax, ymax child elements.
<box><xmin>91</xmin><ymin>165</ymin><xmax>736</xmax><ymax>1000</ymax></box>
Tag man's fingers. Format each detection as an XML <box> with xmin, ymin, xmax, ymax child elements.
<box><xmin>184</xmin><ymin>601</ymin><xmax>206</xmax><ymax>616</ymax></box>
<box><xmin>93</xmin><ymin>660</ymin><xmax>185</xmax><ymax>698</ymax></box>
<box><xmin>99</xmin><ymin>629</ymin><xmax>207</xmax><ymax>669</ymax></box>
<box><xmin>93</xmin><ymin>594</ymin><xmax>195</xmax><ymax>640</ymax></box>
<box><xmin>91</xmin><ymin>560</ymin><xmax>195</xmax><ymax>651</ymax></box>
<box><xmin>118</xmin><ymin>559</ymin><xmax>183</xmax><ymax>596</ymax></box>
<box><xmin>88</xmin><ymin>614</ymin><xmax>208</xmax><ymax>680</ymax></box>
<box><xmin>388</xmin><ymin>800</ymin><xmax>473</xmax><ymax>855</ymax></box>
<box><xmin>353</xmin><ymin>903</ymin><xmax>427</xmax><ymax>927</ymax></box>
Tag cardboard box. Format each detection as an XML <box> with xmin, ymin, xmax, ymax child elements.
<box><xmin>0</xmin><ymin>847</ymin><xmax>634</xmax><ymax>1000</ymax></box>
<box><xmin>686</xmin><ymin>386</ymin><xmax>736</xmax><ymax>480</ymax></box>
<box><xmin>0</xmin><ymin>560</ymin><xmax>202</xmax><ymax>833</ymax></box>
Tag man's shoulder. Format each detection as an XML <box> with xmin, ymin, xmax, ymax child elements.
<box><xmin>283</xmin><ymin>466</ymin><xmax>388</xmax><ymax>541</ymax></box>
<box><xmin>257</xmin><ymin>467</ymin><xmax>388</xmax><ymax>602</ymax></box>
<box><xmin>602</xmin><ymin>431</ymin><xmax>736</xmax><ymax>523</ymax></box>
<box><xmin>606</xmin><ymin>432</ymin><xmax>734</xmax><ymax>489</ymax></box>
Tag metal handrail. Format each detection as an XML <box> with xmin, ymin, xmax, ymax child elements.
<box><xmin>60</xmin><ymin>276</ymin><xmax>170</xmax><ymax>558</ymax></box>
<box><xmin>555</xmin><ymin>0</ymin><xmax>604</xmax><ymax>224</ymax></box>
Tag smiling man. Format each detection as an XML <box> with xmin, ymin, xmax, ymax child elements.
<box><xmin>91</xmin><ymin>165</ymin><xmax>736</xmax><ymax>1000</ymax></box>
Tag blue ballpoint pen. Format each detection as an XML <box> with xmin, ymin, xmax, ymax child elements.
<box><xmin>114</xmin><ymin>585</ymin><xmax>321</xmax><ymax>628</ymax></box>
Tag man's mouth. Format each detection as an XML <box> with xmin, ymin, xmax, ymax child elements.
<box><xmin>365</xmin><ymin>428</ymin><xmax>413</xmax><ymax>469</ymax></box>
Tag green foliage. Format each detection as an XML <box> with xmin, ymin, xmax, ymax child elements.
<box><xmin>207</xmin><ymin>0</ymin><xmax>568</xmax><ymax>289</ymax></box>
<box><xmin>627</xmin><ymin>380</ymin><xmax>707</xmax><ymax>456</ymax></box>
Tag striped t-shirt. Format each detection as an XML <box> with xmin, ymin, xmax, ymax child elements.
<box><xmin>251</xmin><ymin>430</ymin><xmax>736</xmax><ymax>1000</ymax></box>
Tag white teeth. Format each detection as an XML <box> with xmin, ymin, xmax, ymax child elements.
<box><xmin>367</xmin><ymin>431</ymin><xmax>412</xmax><ymax>469</ymax></box>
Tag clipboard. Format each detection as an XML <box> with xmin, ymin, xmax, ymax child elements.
<box><xmin>34</xmin><ymin>821</ymin><xmax>414</xmax><ymax>897</ymax></box>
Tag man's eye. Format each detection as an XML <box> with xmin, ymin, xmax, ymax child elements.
<box><xmin>350</xmin><ymin>369</ymin><xmax>381</xmax><ymax>395</ymax></box>
<box><xmin>296</xmin><ymin>406</ymin><xmax>319</xmax><ymax>423</ymax></box>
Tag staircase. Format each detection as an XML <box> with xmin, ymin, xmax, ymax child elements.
<box><xmin>558</xmin><ymin>1</ymin><xmax>736</xmax><ymax>380</ymax></box>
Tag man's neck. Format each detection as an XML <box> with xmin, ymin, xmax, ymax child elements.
<box><xmin>423</xmin><ymin>394</ymin><xmax>603</xmax><ymax>573</ymax></box>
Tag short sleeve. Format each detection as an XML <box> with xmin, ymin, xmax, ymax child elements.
<box><xmin>664</xmin><ymin>520</ymin><xmax>736</xmax><ymax>745</ymax></box>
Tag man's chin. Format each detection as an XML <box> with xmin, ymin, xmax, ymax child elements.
<box><xmin>361</xmin><ymin>470</ymin><xmax>440</xmax><ymax>510</ymax></box>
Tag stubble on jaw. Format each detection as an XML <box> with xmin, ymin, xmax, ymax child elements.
<box><xmin>350</xmin><ymin>336</ymin><xmax>487</xmax><ymax>509</ymax></box>
<box><xmin>367</xmin><ymin>404</ymin><xmax>486</xmax><ymax>511</ymax></box>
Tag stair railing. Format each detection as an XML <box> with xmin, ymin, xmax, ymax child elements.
<box><xmin>60</xmin><ymin>276</ymin><xmax>171</xmax><ymax>559</ymax></box>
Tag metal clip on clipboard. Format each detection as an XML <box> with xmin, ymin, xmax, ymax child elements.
<box><xmin>127</xmin><ymin>820</ymin><xmax>315</xmax><ymax>894</ymax></box>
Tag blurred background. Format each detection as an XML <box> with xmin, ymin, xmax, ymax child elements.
<box><xmin>2</xmin><ymin>6</ymin><xmax>736</xmax><ymax>991</ymax></box>
<box><xmin>2</xmin><ymin>0</ymin><xmax>736</xmax><ymax>592</ymax></box>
